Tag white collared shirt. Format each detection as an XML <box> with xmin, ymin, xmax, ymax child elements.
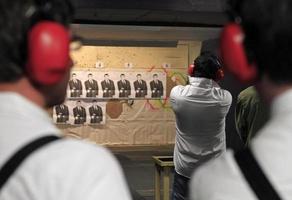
<box><xmin>190</xmin><ymin>89</ymin><xmax>292</xmax><ymax>200</ymax></box>
<box><xmin>170</xmin><ymin>77</ymin><xmax>232</xmax><ymax>178</ymax></box>
<box><xmin>0</xmin><ymin>93</ymin><xmax>131</xmax><ymax>200</ymax></box>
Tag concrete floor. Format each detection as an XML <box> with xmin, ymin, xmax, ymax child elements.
<box><xmin>109</xmin><ymin>145</ymin><xmax>174</xmax><ymax>200</ymax></box>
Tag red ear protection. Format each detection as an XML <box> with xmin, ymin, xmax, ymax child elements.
<box><xmin>215</xmin><ymin>68</ymin><xmax>224</xmax><ymax>81</ymax></box>
<box><xmin>188</xmin><ymin>63</ymin><xmax>224</xmax><ymax>81</ymax></box>
<box><xmin>27</xmin><ymin>21</ymin><xmax>71</xmax><ymax>85</ymax></box>
<box><xmin>220</xmin><ymin>23</ymin><xmax>257</xmax><ymax>83</ymax></box>
<box><xmin>188</xmin><ymin>64</ymin><xmax>195</xmax><ymax>76</ymax></box>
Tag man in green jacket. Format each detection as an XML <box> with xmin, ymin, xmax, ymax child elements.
<box><xmin>236</xmin><ymin>86</ymin><xmax>269</xmax><ymax>146</ymax></box>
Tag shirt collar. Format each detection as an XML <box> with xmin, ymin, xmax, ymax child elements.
<box><xmin>189</xmin><ymin>77</ymin><xmax>220</xmax><ymax>88</ymax></box>
<box><xmin>271</xmin><ymin>89</ymin><xmax>292</xmax><ymax>117</ymax></box>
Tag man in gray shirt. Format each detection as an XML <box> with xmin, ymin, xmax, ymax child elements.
<box><xmin>170</xmin><ymin>52</ymin><xmax>232</xmax><ymax>200</ymax></box>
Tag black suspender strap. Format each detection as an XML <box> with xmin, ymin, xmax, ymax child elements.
<box><xmin>234</xmin><ymin>148</ymin><xmax>282</xmax><ymax>200</ymax></box>
<box><xmin>0</xmin><ymin>135</ymin><xmax>61</xmax><ymax>191</ymax></box>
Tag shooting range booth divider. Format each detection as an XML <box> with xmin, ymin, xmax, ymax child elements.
<box><xmin>152</xmin><ymin>156</ymin><xmax>174</xmax><ymax>200</ymax></box>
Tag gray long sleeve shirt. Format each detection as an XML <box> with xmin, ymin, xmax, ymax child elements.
<box><xmin>170</xmin><ymin>77</ymin><xmax>232</xmax><ymax>178</ymax></box>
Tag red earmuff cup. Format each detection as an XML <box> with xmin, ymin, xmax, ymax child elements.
<box><xmin>220</xmin><ymin>23</ymin><xmax>257</xmax><ymax>83</ymax></box>
<box><xmin>188</xmin><ymin>64</ymin><xmax>195</xmax><ymax>76</ymax></box>
<box><xmin>216</xmin><ymin>69</ymin><xmax>225</xmax><ymax>81</ymax></box>
<box><xmin>27</xmin><ymin>21</ymin><xmax>71</xmax><ymax>85</ymax></box>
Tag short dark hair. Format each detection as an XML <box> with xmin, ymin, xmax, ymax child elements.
<box><xmin>229</xmin><ymin>0</ymin><xmax>292</xmax><ymax>83</ymax></box>
<box><xmin>88</xmin><ymin>73</ymin><xmax>93</xmax><ymax>76</ymax></box>
<box><xmin>120</xmin><ymin>74</ymin><xmax>125</xmax><ymax>77</ymax></box>
<box><xmin>0</xmin><ymin>0</ymin><xmax>74</xmax><ymax>83</ymax></box>
<box><xmin>136</xmin><ymin>74</ymin><xmax>142</xmax><ymax>77</ymax></box>
<box><xmin>104</xmin><ymin>74</ymin><xmax>109</xmax><ymax>77</ymax></box>
<box><xmin>72</xmin><ymin>73</ymin><xmax>76</xmax><ymax>76</ymax></box>
<box><xmin>193</xmin><ymin>52</ymin><xmax>221</xmax><ymax>80</ymax></box>
<box><xmin>153</xmin><ymin>74</ymin><xmax>158</xmax><ymax>77</ymax></box>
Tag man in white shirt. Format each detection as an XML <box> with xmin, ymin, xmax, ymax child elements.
<box><xmin>0</xmin><ymin>0</ymin><xmax>131</xmax><ymax>200</ymax></box>
<box><xmin>190</xmin><ymin>0</ymin><xmax>292</xmax><ymax>199</ymax></box>
<box><xmin>170</xmin><ymin>52</ymin><xmax>232</xmax><ymax>200</ymax></box>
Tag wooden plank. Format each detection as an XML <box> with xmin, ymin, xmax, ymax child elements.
<box><xmin>163</xmin><ymin>167</ymin><xmax>171</xmax><ymax>200</ymax></box>
<box><xmin>152</xmin><ymin>156</ymin><xmax>174</xmax><ymax>167</ymax></box>
<box><xmin>155</xmin><ymin>164</ymin><xmax>161</xmax><ymax>200</ymax></box>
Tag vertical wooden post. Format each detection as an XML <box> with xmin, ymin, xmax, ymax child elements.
<box><xmin>153</xmin><ymin>156</ymin><xmax>174</xmax><ymax>200</ymax></box>
<box><xmin>163</xmin><ymin>167</ymin><xmax>171</xmax><ymax>200</ymax></box>
<box><xmin>155</xmin><ymin>164</ymin><xmax>161</xmax><ymax>200</ymax></box>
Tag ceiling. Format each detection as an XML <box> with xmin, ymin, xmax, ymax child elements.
<box><xmin>72</xmin><ymin>0</ymin><xmax>228</xmax><ymax>27</ymax></box>
<box><xmin>71</xmin><ymin>0</ymin><xmax>228</xmax><ymax>46</ymax></box>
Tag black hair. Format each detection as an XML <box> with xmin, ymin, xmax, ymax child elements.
<box><xmin>88</xmin><ymin>73</ymin><xmax>93</xmax><ymax>76</ymax></box>
<box><xmin>153</xmin><ymin>74</ymin><xmax>158</xmax><ymax>77</ymax></box>
<box><xmin>137</xmin><ymin>74</ymin><xmax>142</xmax><ymax>77</ymax></box>
<box><xmin>104</xmin><ymin>74</ymin><xmax>109</xmax><ymax>76</ymax></box>
<box><xmin>72</xmin><ymin>73</ymin><xmax>76</xmax><ymax>76</ymax></box>
<box><xmin>193</xmin><ymin>52</ymin><xmax>221</xmax><ymax>80</ymax></box>
<box><xmin>120</xmin><ymin>74</ymin><xmax>125</xmax><ymax>76</ymax></box>
<box><xmin>0</xmin><ymin>0</ymin><xmax>74</xmax><ymax>82</ymax></box>
<box><xmin>229</xmin><ymin>0</ymin><xmax>292</xmax><ymax>83</ymax></box>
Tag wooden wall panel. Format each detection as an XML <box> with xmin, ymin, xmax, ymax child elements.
<box><xmin>59</xmin><ymin>42</ymin><xmax>201</xmax><ymax>145</ymax></box>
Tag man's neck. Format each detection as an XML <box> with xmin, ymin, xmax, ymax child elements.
<box><xmin>256</xmin><ymin>75</ymin><xmax>292</xmax><ymax>106</ymax></box>
<box><xmin>0</xmin><ymin>78</ymin><xmax>45</xmax><ymax>108</ymax></box>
